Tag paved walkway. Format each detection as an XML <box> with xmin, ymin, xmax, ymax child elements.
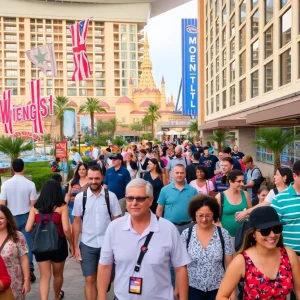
<box><xmin>27</xmin><ymin>257</ymin><xmax>115</xmax><ymax>300</ymax></box>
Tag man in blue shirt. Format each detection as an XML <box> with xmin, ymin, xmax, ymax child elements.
<box><xmin>231</xmin><ymin>145</ymin><xmax>245</xmax><ymax>161</ymax></box>
<box><xmin>223</xmin><ymin>147</ymin><xmax>242</xmax><ymax>171</ymax></box>
<box><xmin>103</xmin><ymin>154</ymin><xmax>131</xmax><ymax>215</ymax></box>
<box><xmin>199</xmin><ymin>146</ymin><xmax>219</xmax><ymax>179</ymax></box>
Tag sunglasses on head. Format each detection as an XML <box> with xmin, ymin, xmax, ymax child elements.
<box><xmin>257</xmin><ymin>225</ymin><xmax>283</xmax><ymax>236</ymax></box>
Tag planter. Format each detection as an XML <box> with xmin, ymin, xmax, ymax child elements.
<box><xmin>1</xmin><ymin>175</ymin><xmax>32</xmax><ymax>185</ymax></box>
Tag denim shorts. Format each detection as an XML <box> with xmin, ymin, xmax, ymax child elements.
<box><xmin>79</xmin><ymin>242</ymin><xmax>101</xmax><ymax>277</ymax></box>
<box><xmin>68</xmin><ymin>203</ymin><xmax>74</xmax><ymax>224</ymax></box>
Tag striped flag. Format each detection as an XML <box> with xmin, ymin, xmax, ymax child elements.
<box><xmin>70</xmin><ymin>19</ymin><xmax>91</xmax><ymax>81</ymax></box>
<box><xmin>25</xmin><ymin>43</ymin><xmax>57</xmax><ymax>77</ymax></box>
<box><xmin>30</xmin><ymin>80</ymin><xmax>45</xmax><ymax>134</ymax></box>
<box><xmin>0</xmin><ymin>90</ymin><xmax>13</xmax><ymax>135</ymax></box>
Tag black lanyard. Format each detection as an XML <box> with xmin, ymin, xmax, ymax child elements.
<box><xmin>134</xmin><ymin>231</ymin><xmax>154</xmax><ymax>272</ymax></box>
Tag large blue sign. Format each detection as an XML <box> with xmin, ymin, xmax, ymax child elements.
<box><xmin>181</xmin><ymin>18</ymin><xmax>198</xmax><ymax>116</ymax></box>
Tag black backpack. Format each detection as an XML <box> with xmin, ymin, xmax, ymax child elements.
<box><xmin>31</xmin><ymin>211</ymin><xmax>61</xmax><ymax>254</ymax></box>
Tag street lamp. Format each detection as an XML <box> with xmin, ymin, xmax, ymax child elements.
<box><xmin>78</xmin><ymin>132</ymin><xmax>82</xmax><ymax>155</ymax></box>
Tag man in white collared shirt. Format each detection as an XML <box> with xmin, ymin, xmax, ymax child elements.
<box><xmin>98</xmin><ymin>178</ymin><xmax>191</xmax><ymax>300</ymax></box>
<box><xmin>73</xmin><ymin>165</ymin><xmax>121</xmax><ymax>300</ymax></box>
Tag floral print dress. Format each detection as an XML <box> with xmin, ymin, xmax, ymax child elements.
<box><xmin>1</xmin><ymin>231</ymin><xmax>28</xmax><ymax>300</ymax></box>
<box><xmin>242</xmin><ymin>247</ymin><xmax>293</xmax><ymax>299</ymax></box>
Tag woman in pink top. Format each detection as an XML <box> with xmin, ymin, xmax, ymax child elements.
<box><xmin>189</xmin><ymin>166</ymin><xmax>215</xmax><ymax>197</ymax></box>
<box><xmin>26</xmin><ymin>179</ymin><xmax>73</xmax><ymax>300</ymax></box>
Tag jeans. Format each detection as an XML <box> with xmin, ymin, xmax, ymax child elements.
<box><xmin>188</xmin><ymin>286</ymin><xmax>218</xmax><ymax>300</ymax></box>
<box><xmin>14</xmin><ymin>212</ymin><xmax>34</xmax><ymax>271</ymax></box>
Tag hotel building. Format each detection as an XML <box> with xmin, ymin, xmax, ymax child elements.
<box><xmin>198</xmin><ymin>0</ymin><xmax>300</xmax><ymax>174</ymax></box>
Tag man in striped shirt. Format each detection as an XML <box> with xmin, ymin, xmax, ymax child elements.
<box><xmin>271</xmin><ymin>160</ymin><xmax>300</xmax><ymax>254</ymax></box>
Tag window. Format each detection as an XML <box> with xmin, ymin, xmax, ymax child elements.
<box><xmin>122</xmin><ymin>79</ymin><xmax>128</xmax><ymax>87</ymax></box>
<box><xmin>240</xmin><ymin>51</ymin><xmax>246</xmax><ymax>75</ymax></box>
<box><xmin>280</xmin><ymin>0</ymin><xmax>288</xmax><ymax>8</ymax></box>
<box><xmin>4</xmin><ymin>35</ymin><xmax>16</xmax><ymax>40</ymax></box>
<box><xmin>280</xmin><ymin>8</ymin><xmax>291</xmax><ymax>47</ymax></box>
<box><xmin>206</xmin><ymin>84</ymin><xmax>208</xmax><ymax>98</ymax></box>
<box><xmin>240</xmin><ymin>0</ymin><xmax>247</xmax><ymax>24</ymax></box>
<box><xmin>210</xmin><ymin>12</ymin><xmax>213</xmax><ymax>27</ymax></box>
<box><xmin>230</xmin><ymin>85</ymin><xmax>235</xmax><ymax>106</ymax></box>
<box><xmin>223</xmin><ymin>49</ymin><xmax>227</xmax><ymax>66</ymax></box>
<box><xmin>11</xmin><ymin>88</ymin><xmax>18</xmax><ymax>96</ymax></box>
<box><xmin>230</xmin><ymin>38</ymin><xmax>235</xmax><ymax>59</ymax></box>
<box><xmin>230</xmin><ymin>15</ymin><xmax>235</xmax><ymax>37</ymax></box>
<box><xmin>95</xmin><ymin>72</ymin><xmax>104</xmax><ymax>78</ymax></box>
<box><xmin>211</xmin><ymin>63</ymin><xmax>214</xmax><ymax>78</ymax></box>
<box><xmin>240</xmin><ymin>78</ymin><xmax>246</xmax><ymax>102</ymax></box>
<box><xmin>96</xmin><ymin>81</ymin><xmax>104</xmax><ymax>87</ymax></box>
<box><xmin>264</xmin><ymin>61</ymin><xmax>273</xmax><ymax>92</ymax></box>
<box><xmin>121</xmin><ymin>43</ymin><xmax>127</xmax><ymax>51</ymax></box>
<box><xmin>265</xmin><ymin>25</ymin><xmax>273</xmax><ymax>58</ymax></box>
<box><xmin>47</xmin><ymin>79</ymin><xmax>53</xmax><ymax>86</ymax></box>
<box><xmin>216</xmin><ymin>56</ymin><xmax>220</xmax><ymax>73</ymax></box>
<box><xmin>130</xmin><ymin>53</ymin><xmax>136</xmax><ymax>60</ymax></box>
<box><xmin>211</xmin><ymin>45</ymin><xmax>214</xmax><ymax>60</ymax></box>
<box><xmin>130</xmin><ymin>43</ymin><xmax>136</xmax><ymax>51</ymax></box>
<box><xmin>67</xmin><ymin>89</ymin><xmax>77</xmax><ymax>96</ymax></box>
<box><xmin>216</xmin><ymin>37</ymin><xmax>220</xmax><ymax>53</ymax></box>
<box><xmin>122</xmin><ymin>70</ymin><xmax>128</xmax><ymax>77</ymax></box>
<box><xmin>95</xmin><ymin>63</ymin><xmax>103</xmax><ymax>70</ymax></box>
<box><xmin>230</xmin><ymin>61</ymin><xmax>235</xmax><ymax>82</ymax></box>
<box><xmin>211</xmin><ymin>97</ymin><xmax>214</xmax><ymax>114</ymax></box>
<box><xmin>230</xmin><ymin>0</ymin><xmax>235</xmax><ymax>13</ymax></box>
<box><xmin>130</xmin><ymin>70</ymin><xmax>137</xmax><ymax>78</ymax></box>
<box><xmin>130</xmin><ymin>61</ymin><xmax>136</xmax><ymax>69</ymax></box>
<box><xmin>5</xmin><ymin>79</ymin><xmax>17</xmax><ymax>86</ymax></box>
<box><xmin>67</xmin><ymin>54</ymin><xmax>73</xmax><ymax>60</ymax></box>
<box><xmin>211</xmin><ymin>79</ymin><xmax>214</xmax><ymax>95</ymax></box>
<box><xmin>265</xmin><ymin>0</ymin><xmax>273</xmax><ymax>23</ymax></box>
<box><xmin>239</xmin><ymin>25</ymin><xmax>246</xmax><ymax>49</ymax></box>
<box><xmin>5</xmin><ymin>70</ymin><xmax>17</xmax><ymax>76</ymax></box>
<box><xmin>251</xmin><ymin>0</ymin><xmax>259</xmax><ymax>10</ymax></box>
<box><xmin>121</xmin><ymin>34</ymin><xmax>127</xmax><ymax>42</ymax></box>
<box><xmin>79</xmin><ymin>81</ymin><xmax>87</xmax><ymax>87</ymax></box>
<box><xmin>121</xmin><ymin>88</ymin><xmax>128</xmax><ymax>96</ymax></box>
<box><xmin>5</xmin><ymin>61</ymin><xmax>17</xmax><ymax>68</ymax></box>
<box><xmin>223</xmin><ymin>68</ymin><xmax>227</xmax><ymax>87</ymax></box>
<box><xmin>216</xmin><ymin>20</ymin><xmax>219</xmax><ymax>36</ymax></box>
<box><xmin>251</xmin><ymin>10</ymin><xmax>259</xmax><ymax>38</ymax></box>
<box><xmin>222</xmin><ymin>90</ymin><xmax>227</xmax><ymax>109</ymax></box>
<box><xmin>5</xmin><ymin>52</ymin><xmax>17</xmax><ymax>58</ymax></box>
<box><xmin>79</xmin><ymin>89</ymin><xmax>87</xmax><ymax>96</ymax></box>
<box><xmin>96</xmin><ymin>90</ymin><xmax>105</xmax><ymax>96</ymax></box>
<box><xmin>280</xmin><ymin>49</ymin><xmax>291</xmax><ymax>86</ymax></box>
<box><xmin>251</xmin><ymin>40</ymin><xmax>259</xmax><ymax>68</ymax></box>
<box><xmin>206</xmin><ymin>100</ymin><xmax>209</xmax><ymax>115</ymax></box>
<box><xmin>222</xmin><ymin>28</ymin><xmax>226</xmax><ymax>46</ymax></box>
<box><xmin>67</xmin><ymin>63</ymin><xmax>74</xmax><ymax>69</ymax></box>
<box><xmin>216</xmin><ymin>94</ymin><xmax>220</xmax><ymax>111</ymax></box>
<box><xmin>216</xmin><ymin>0</ymin><xmax>219</xmax><ymax>15</ymax></box>
<box><xmin>95</xmin><ymin>55</ymin><xmax>103</xmax><ymax>61</ymax></box>
<box><xmin>210</xmin><ymin>28</ymin><xmax>214</xmax><ymax>44</ymax></box>
<box><xmin>67</xmin><ymin>72</ymin><xmax>73</xmax><ymax>78</ymax></box>
<box><xmin>121</xmin><ymin>24</ymin><xmax>127</xmax><ymax>32</ymax></box>
<box><xmin>222</xmin><ymin>7</ymin><xmax>227</xmax><ymax>25</ymax></box>
<box><xmin>129</xmin><ymin>25</ymin><xmax>136</xmax><ymax>33</ymax></box>
<box><xmin>216</xmin><ymin>74</ymin><xmax>220</xmax><ymax>91</ymax></box>
<box><xmin>121</xmin><ymin>62</ymin><xmax>127</xmax><ymax>69</ymax></box>
<box><xmin>251</xmin><ymin>70</ymin><xmax>259</xmax><ymax>97</ymax></box>
<box><xmin>121</xmin><ymin>52</ymin><xmax>127</xmax><ymax>60</ymax></box>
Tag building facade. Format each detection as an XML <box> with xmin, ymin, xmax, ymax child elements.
<box><xmin>198</xmin><ymin>0</ymin><xmax>300</xmax><ymax>175</ymax></box>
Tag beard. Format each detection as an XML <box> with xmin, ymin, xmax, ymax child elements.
<box><xmin>175</xmin><ymin>154</ymin><xmax>182</xmax><ymax>158</ymax></box>
<box><xmin>89</xmin><ymin>183</ymin><xmax>101</xmax><ymax>192</ymax></box>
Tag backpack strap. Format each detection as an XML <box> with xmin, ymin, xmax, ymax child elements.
<box><xmin>220</xmin><ymin>192</ymin><xmax>225</xmax><ymax>220</ymax></box>
<box><xmin>186</xmin><ymin>225</ymin><xmax>193</xmax><ymax>250</ymax></box>
<box><xmin>104</xmin><ymin>188</ymin><xmax>112</xmax><ymax>221</ymax></box>
<box><xmin>216</xmin><ymin>226</ymin><xmax>226</xmax><ymax>270</ymax></box>
<box><xmin>273</xmin><ymin>187</ymin><xmax>279</xmax><ymax>195</ymax></box>
<box><xmin>81</xmin><ymin>190</ymin><xmax>88</xmax><ymax>220</ymax></box>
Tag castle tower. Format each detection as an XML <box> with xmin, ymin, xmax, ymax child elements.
<box><xmin>137</xmin><ymin>34</ymin><xmax>157</xmax><ymax>90</ymax></box>
<box><xmin>160</xmin><ymin>75</ymin><xmax>167</xmax><ymax>110</ymax></box>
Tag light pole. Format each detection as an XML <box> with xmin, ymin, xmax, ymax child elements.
<box><xmin>78</xmin><ymin>132</ymin><xmax>82</xmax><ymax>155</ymax></box>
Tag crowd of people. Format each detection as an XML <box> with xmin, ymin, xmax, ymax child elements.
<box><xmin>1</xmin><ymin>140</ymin><xmax>300</xmax><ymax>300</ymax></box>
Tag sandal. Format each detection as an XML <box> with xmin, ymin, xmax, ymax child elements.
<box><xmin>57</xmin><ymin>290</ymin><xmax>64</xmax><ymax>300</ymax></box>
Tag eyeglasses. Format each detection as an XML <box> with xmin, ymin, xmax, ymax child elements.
<box><xmin>125</xmin><ymin>196</ymin><xmax>149</xmax><ymax>203</ymax></box>
<box><xmin>257</xmin><ymin>225</ymin><xmax>283</xmax><ymax>236</ymax></box>
<box><xmin>196</xmin><ymin>214</ymin><xmax>213</xmax><ymax>219</ymax></box>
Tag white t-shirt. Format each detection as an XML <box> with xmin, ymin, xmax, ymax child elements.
<box><xmin>0</xmin><ymin>175</ymin><xmax>37</xmax><ymax>216</ymax></box>
<box><xmin>72</xmin><ymin>187</ymin><xmax>121</xmax><ymax>248</ymax></box>
<box><xmin>264</xmin><ymin>189</ymin><xmax>276</xmax><ymax>204</ymax></box>
<box><xmin>189</xmin><ymin>180</ymin><xmax>214</xmax><ymax>195</ymax></box>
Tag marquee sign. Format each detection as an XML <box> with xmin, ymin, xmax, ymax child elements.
<box><xmin>12</xmin><ymin>131</ymin><xmax>42</xmax><ymax>141</ymax></box>
<box><xmin>0</xmin><ymin>80</ymin><xmax>53</xmax><ymax>135</ymax></box>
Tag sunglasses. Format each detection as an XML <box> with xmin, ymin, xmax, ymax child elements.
<box><xmin>257</xmin><ymin>225</ymin><xmax>283</xmax><ymax>236</ymax></box>
<box><xmin>125</xmin><ymin>196</ymin><xmax>149</xmax><ymax>203</ymax></box>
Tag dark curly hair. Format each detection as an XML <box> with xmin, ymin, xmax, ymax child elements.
<box><xmin>188</xmin><ymin>194</ymin><xmax>220</xmax><ymax>222</ymax></box>
<box><xmin>0</xmin><ymin>205</ymin><xmax>19</xmax><ymax>243</ymax></box>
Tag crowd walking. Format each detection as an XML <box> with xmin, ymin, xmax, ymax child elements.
<box><xmin>1</xmin><ymin>140</ymin><xmax>300</xmax><ymax>300</ymax></box>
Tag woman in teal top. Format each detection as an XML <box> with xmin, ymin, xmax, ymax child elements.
<box><xmin>216</xmin><ymin>170</ymin><xmax>252</xmax><ymax>237</ymax></box>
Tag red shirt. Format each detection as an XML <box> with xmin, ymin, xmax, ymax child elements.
<box><xmin>35</xmin><ymin>212</ymin><xmax>64</xmax><ymax>237</ymax></box>
<box><xmin>0</xmin><ymin>255</ymin><xmax>11</xmax><ymax>291</ymax></box>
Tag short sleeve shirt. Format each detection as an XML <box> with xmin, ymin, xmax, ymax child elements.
<box><xmin>72</xmin><ymin>187</ymin><xmax>122</xmax><ymax>248</ymax></box>
<box><xmin>166</xmin><ymin>156</ymin><xmax>190</xmax><ymax>183</ymax></box>
<box><xmin>189</xmin><ymin>180</ymin><xmax>214</xmax><ymax>195</ymax></box>
<box><xmin>99</xmin><ymin>212</ymin><xmax>191</xmax><ymax>300</ymax></box>
<box><xmin>181</xmin><ymin>225</ymin><xmax>233</xmax><ymax>291</ymax></box>
<box><xmin>246</xmin><ymin>167</ymin><xmax>261</xmax><ymax>199</ymax></box>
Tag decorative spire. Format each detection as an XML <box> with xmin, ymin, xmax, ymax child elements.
<box><xmin>137</xmin><ymin>33</ymin><xmax>157</xmax><ymax>90</ymax></box>
<box><xmin>161</xmin><ymin>75</ymin><xmax>165</xmax><ymax>84</ymax></box>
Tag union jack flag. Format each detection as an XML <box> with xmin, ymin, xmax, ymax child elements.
<box><xmin>70</xmin><ymin>19</ymin><xmax>91</xmax><ymax>81</ymax></box>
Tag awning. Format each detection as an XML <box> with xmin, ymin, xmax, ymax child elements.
<box><xmin>166</xmin><ymin>130</ymin><xmax>179</xmax><ymax>135</ymax></box>
<box><xmin>199</xmin><ymin>119</ymin><xmax>247</xmax><ymax>130</ymax></box>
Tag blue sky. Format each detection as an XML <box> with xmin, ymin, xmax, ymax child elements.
<box><xmin>146</xmin><ymin>0</ymin><xmax>197</xmax><ymax>105</ymax></box>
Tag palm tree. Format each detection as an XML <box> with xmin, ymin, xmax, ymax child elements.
<box><xmin>78</xmin><ymin>97</ymin><xmax>107</xmax><ymax>141</ymax></box>
<box><xmin>96</xmin><ymin>120</ymin><xmax>111</xmax><ymax>136</ymax></box>
<box><xmin>0</xmin><ymin>137</ymin><xmax>33</xmax><ymax>175</ymax></box>
<box><xmin>54</xmin><ymin>96</ymin><xmax>73</xmax><ymax>141</ymax></box>
<box><xmin>254</xmin><ymin>127</ymin><xmax>300</xmax><ymax>174</ymax></box>
<box><xmin>144</xmin><ymin>104</ymin><xmax>161</xmax><ymax>139</ymax></box>
<box><xmin>108</xmin><ymin>118</ymin><xmax>120</xmax><ymax>139</ymax></box>
<box><xmin>207</xmin><ymin>130</ymin><xmax>230</xmax><ymax>153</ymax></box>
<box><xmin>189</xmin><ymin>120</ymin><xmax>199</xmax><ymax>141</ymax></box>
<box><xmin>131</xmin><ymin>121</ymin><xmax>144</xmax><ymax>140</ymax></box>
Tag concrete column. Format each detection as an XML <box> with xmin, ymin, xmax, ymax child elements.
<box><xmin>238</xmin><ymin>127</ymin><xmax>256</xmax><ymax>157</ymax></box>
<box><xmin>201</xmin><ymin>130</ymin><xmax>213</xmax><ymax>146</ymax></box>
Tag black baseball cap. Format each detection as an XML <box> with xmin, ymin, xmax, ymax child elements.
<box><xmin>109</xmin><ymin>154</ymin><xmax>123</xmax><ymax>161</ymax></box>
<box><xmin>249</xmin><ymin>206</ymin><xmax>285</xmax><ymax>230</ymax></box>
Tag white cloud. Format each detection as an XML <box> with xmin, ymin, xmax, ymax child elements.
<box><xmin>146</xmin><ymin>0</ymin><xmax>197</xmax><ymax>105</ymax></box>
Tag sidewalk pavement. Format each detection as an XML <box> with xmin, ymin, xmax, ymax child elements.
<box><xmin>27</xmin><ymin>257</ymin><xmax>115</xmax><ymax>300</ymax></box>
